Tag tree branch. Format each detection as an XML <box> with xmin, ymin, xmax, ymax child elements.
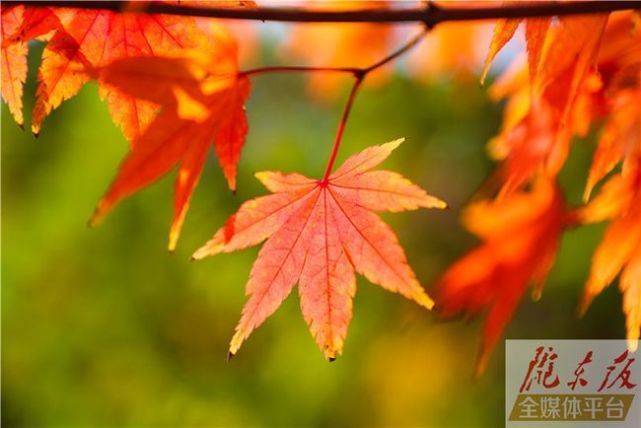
<box><xmin>3</xmin><ymin>1</ymin><xmax>640</xmax><ymax>24</ymax></box>
<box><xmin>240</xmin><ymin>66</ymin><xmax>359</xmax><ymax>78</ymax></box>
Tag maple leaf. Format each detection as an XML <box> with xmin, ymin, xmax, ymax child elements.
<box><xmin>436</xmin><ymin>178</ymin><xmax>568</xmax><ymax>375</ymax></box>
<box><xmin>31</xmin><ymin>5</ymin><xmax>212</xmax><ymax>140</ymax></box>
<box><xmin>481</xmin><ymin>13</ymin><xmax>550</xmax><ymax>84</ymax></box>
<box><xmin>1</xmin><ymin>5</ymin><xmax>62</xmax><ymax>127</ymax></box>
<box><xmin>1</xmin><ymin>6</ymin><xmax>28</xmax><ymax>128</ymax></box>
<box><xmin>583</xmin><ymin>13</ymin><xmax>641</xmax><ymax>199</ymax></box>
<box><xmin>90</xmin><ymin>29</ymin><xmax>250</xmax><ymax>250</ymax></box>
<box><xmin>192</xmin><ymin>139</ymin><xmax>446</xmax><ymax>359</ymax></box>
<box><xmin>538</xmin><ymin>15</ymin><xmax>609</xmax><ymax>116</ymax></box>
<box><xmin>486</xmin><ymin>13</ymin><xmax>610</xmax><ymax>194</ymax></box>
<box><xmin>585</xmin><ymin>90</ymin><xmax>641</xmax><ymax>199</ymax></box>
<box><xmin>547</xmin><ymin>12</ymin><xmax>641</xmax><ymax>353</ymax></box>
<box><xmin>580</xmin><ymin>156</ymin><xmax>641</xmax><ymax>351</ymax></box>
<box><xmin>481</xmin><ymin>3</ymin><xmax>608</xmax><ymax>89</ymax></box>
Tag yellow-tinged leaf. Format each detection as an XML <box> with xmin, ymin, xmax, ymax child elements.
<box><xmin>1</xmin><ymin>6</ymin><xmax>28</xmax><ymax>127</ymax></box>
<box><xmin>481</xmin><ymin>18</ymin><xmax>520</xmax><ymax>84</ymax></box>
<box><xmin>580</xmin><ymin>155</ymin><xmax>641</xmax><ymax>352</ymax></box>
<box><xmin>620</xmin><ymin>250</ymin><xmax>641</xmax><ymax>351</ymax></box>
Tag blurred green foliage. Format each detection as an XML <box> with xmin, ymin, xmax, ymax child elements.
<box><xmin>1</xmin><ymin>41</ymin><xmax>626</xmax><ymax>427</ymax></box>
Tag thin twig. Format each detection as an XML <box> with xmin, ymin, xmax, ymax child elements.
<box><xmin>362</xmin><ymin>26</ymin><xmax>430</xmax><ymax>74</ymax></box>
<box><xmin>2</xmin><ymin>1</ymin><xmax>639</xmax><ymax>24</ymax></box>
<box><xmin>240</xmin><ymin>28</ymin><xmax>427</xmax><ymax>78</ymax></box>
<box><xmin>241</xmin><ymin>65</ymin><xmax>359</xmax><ymax>77</ymax></box>
<box><xmin>320</xmin><ymin>27</ymin><xmax>429</xmax><ymax>181</ymax></box>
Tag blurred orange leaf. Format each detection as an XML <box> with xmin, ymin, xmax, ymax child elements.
<box><xmin>481</xmin><ymin>14</ymin><xmax>550</xmax><ymax>84</ymax></box>
<box><xmin>436</xmin><ymin>178</ymin><xmax>568</xmax><ymax>375</ymax></box>
<box><xmin>91</xmin><ymin>31</ymin><xmax>250</xmax><ymax>250</ymax></box>
<box><xmin>580</xmin><ymin>155</ymin><xmax>641</xmax><ymax>351</ymax></box>
<box><xmin>487</xmin><ymin>13</ymin><xmax>611</xmax><ymax>195</ymax></box>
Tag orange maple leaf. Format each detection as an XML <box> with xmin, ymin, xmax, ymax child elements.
<box><xmin>91</xmin><ymin>30</ymin><xmax>250</xmax><ymax>250</ymax></box>
<box><xmin>31</xmin><ymin>5</ymin><xmax>212</xmax><ymax>140</ymax></box>
<box><xmin>436</xmin><ymin>178</ymin><xmax>568</xmax><ymax>375</ymax></box>
<box><xmin>192</xmin><ymin>139</ymin><xmax>446</xmax><ymax>359</ymax></box>
<box><xmin>584</xmin><ymin>13</ymin><xmax>641</xmax><ymax>199</ymax></box>
<box><xmin>1</xmin><ymin>5</ymin><xmax>62</xmax><ymax>127</ymax></box>
<box><xmin>481</xmin><ymin>13</ymin><xmax>549</xmax><ymax>85</ymax></box>
<box><xmin>580</xmin><ymin>155</ymin><xmax>641</xmax><ymax>352</ymax></box>
<box><xmin>486</xmin><ymin>13</ymin><xmax>610</xmax><ymax>194</ymax></box>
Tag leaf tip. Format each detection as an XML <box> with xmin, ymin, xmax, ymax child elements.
<box><xmin>168</xmin><ymin>228</ymin><xmax>180</xmax><ymax>252</ymax></box>
<box><xmin>87</xmin><ymin>209</ymin><xmax>102</xmax><ymax>228</ymax></box>
<box><xmin>429</xmin><ymin>197</ymin><xmax>448</xmax><ymax>210</ymax></box>
<box><xmin>31</xmin><ymin>122</ymin><xmax>41</xmax><ymax>138</ymax></box>
<box><xmin>582</xmin><ymin>183</ymin><xmax>594</xmax><ymax>203</ymax></box>
<box><xmin>386</xmin><ymin>137</ymin><xmax>405</xmax><ymax>151</ymax></box>
<box><xmin>474</xmin><ymin>341</ymin><xmax>493</xmax><ymax>378</ymax></box>
<box><xmin>227</xmin><ymin>176</ymin><xmax>237</xmax><ymax>194</ymax></box>
<box><xmin>474</xmin><ymin>356</ymin><xmax>488</xmax><ymax>379</ymax></box>
<box><xmin>479</xmin><ymin>67</ymin><xmax>490</xmax><ymax>87</ymax></box>
<box><xmin>229</xmin><ymin>332</ymin><xmax>244</xmax><ymax>358</ymax></box>
<box><xmin>191</xmin><ymin>241</ymin><xmax>222</xmax><ymax>260</ymax></box>
<box><xmin>254</xmin><ymin>171</ymin><xmax>269</xmax><ymax>185</ymax></box>
<box><xmin>576</xmin><ymin>294</ymin><xmax>592</xmax><ymax>318</ymax></box>
<box><xmin>416</xmin><ymin>291</ymin><xmax>435</xmax><ymax>310</ymax></box>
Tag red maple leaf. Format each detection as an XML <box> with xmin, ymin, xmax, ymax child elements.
<box><xmin>30</xmin><ymin>5</ymin><xmax>213</xmax><ymax>140</ymax></box>
<box><xmin>1</xmin><ymin>5</ymin><xmax>62</xmax><ymax>127</ymax></box>
<box><xmin>193</xmin><ymin>139</ymin><xmax>446</xmax><ymax>359</ymax></box>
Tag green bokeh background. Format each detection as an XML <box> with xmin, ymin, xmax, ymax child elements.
<box><xmin>1</xmin><ymin>39</ymin><xmax>626</xmax><ymax>427</ymax></box>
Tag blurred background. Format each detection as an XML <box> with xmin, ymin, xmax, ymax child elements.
<box><xmin>1</xmin><ymin>17</ymin><xmax>628</xmax><ymax>428</ymax></box>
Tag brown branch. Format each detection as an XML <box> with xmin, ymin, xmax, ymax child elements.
<box><xmin>240</xmin><ymin>66</ymin><xmax>359</xmax><ymax>77</ymax></box>
<box><xmin>362</xmin><ymin>27</ymin><xmax>429</xmax><ymax>73</ymax></box>
<box><xmin>3</xmin><ymin>1</ymin><xmax>640</xmax><ymax>25</ymax></box>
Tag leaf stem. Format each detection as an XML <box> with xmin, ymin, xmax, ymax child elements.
<box><xmin>362</xmin><ymin>26</ymin><xmax>429</xmax><ymax>74</ymax></box>
<box><xmin>321</xmin><ymin>77</ymin><xmax>364</xmax><ymax>184</ymax></box>
<box><xmin>320</xmin><ymin>27</ymin><xmax>428</xmax><ymax>182</ymax></box>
